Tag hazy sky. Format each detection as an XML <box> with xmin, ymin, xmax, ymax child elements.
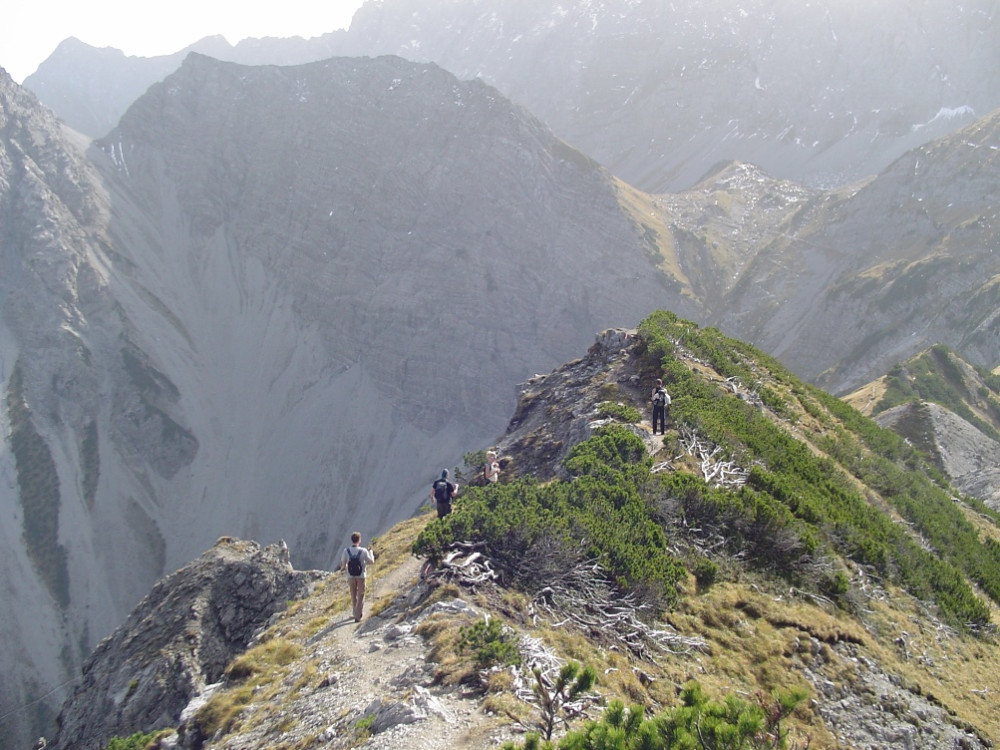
<box><xmin>2</xmin><ymin>0</ymin><xmax>367</xmax><ymax>84</ymax></box>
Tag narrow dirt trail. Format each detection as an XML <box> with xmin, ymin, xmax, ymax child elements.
<box><xmin>314</xmin><ymin>553</ymin><xmax>512</xmax><ymax>750</ymax></box>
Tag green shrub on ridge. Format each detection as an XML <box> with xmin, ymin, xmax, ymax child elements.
<box><xmin>416</xmin><ymin>311</ymin><xmax>999</xmax><ymax>630</ymax></box>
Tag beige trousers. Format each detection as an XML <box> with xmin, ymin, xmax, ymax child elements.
<box><xmin>349</xmin><ymin>576</ymin><xmax>366</xmax><ymax>621</ymax></box>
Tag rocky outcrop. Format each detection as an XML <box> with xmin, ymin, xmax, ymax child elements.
<box><xmin>48</xmin><ymin>539</ymin><xmax>321</xmax><ymax>750</ymax></box>
<box><xmin>876</xmin><ymin>400</ymin><xmax>1000</xmax><ymax>510</ymax></box>
<box><xmin>495</xmin><ymin>328</ymin><xmax>653</xmax><ymax>481</ymax></box>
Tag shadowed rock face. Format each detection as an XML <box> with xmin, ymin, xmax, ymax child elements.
<box><xmin>48</xmin><ymin>539</ymin><xmax>320</xmax><ymax>750</ymax></box>
<box><xmin>89</xmin><ymin>52</ymin><xmax>682</xmax><ymax>566</ymax></box>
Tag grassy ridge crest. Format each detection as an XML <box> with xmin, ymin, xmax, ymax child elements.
<box><xmin>416</xmin><ymin>310</ymin><xmax>1000</xmax><ymax>630</ymax></box>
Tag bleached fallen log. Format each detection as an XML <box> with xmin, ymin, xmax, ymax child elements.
<box><xmin>676</xmin><ymin>424</ymin><xmax>750</xmax><ymax>488</ymax></box>
<box><xmin>426</xmin><ymin>543</ymin><xmax>498</xmax><ymax>586</ymax></box>
<box><xmin>529</xmin><ymin>559</ymin><xmax>708</xmax><ymax>660</ymax></box>
<box><xmin>428</xmin><ymin>544</ymin><xmax>708</xmax><ymax>659</ymax></box>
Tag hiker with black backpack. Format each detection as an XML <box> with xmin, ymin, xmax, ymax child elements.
<box><xmin>340</xmin><ymin>531</ymin><xmax>375</xmax><ymax>622</ymax></box>
<box><xmin>651</xmin><ymin>378</ymin><xmax>671</xmax><ymax>435</ymax></box>
<box><xmin>431</xmin><ymin>469</ymin><xmax>459</xmax><ymax>518</ymax></box>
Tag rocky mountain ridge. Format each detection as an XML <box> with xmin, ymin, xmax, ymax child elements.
<box><xmin>845</xmin><ymin>345</ymin><xmax>1000</xmax><ymax>509</ymax></box>
<box><xmin>876</xmin><ymin>399</ymin><xmax>1000</xmax><ymax>507</ymax></box>
<box><xmin>658</xmin><ymin>109</ymin><xmax>1000</xmax><ymax>392</ymax></box>
<box><xmin>40</xmin><ymin>325</ymin><xmax>999</xmax><ymax>750</ymax></box>
<box><xmin>342</xmin><ymin>0</ymin><xmax>1000</xmax><ymax>192</ymax></box>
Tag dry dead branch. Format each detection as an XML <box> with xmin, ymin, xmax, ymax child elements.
<box><xmin>425</xmin><ymin>542</ymin><xmax>499</xmax><ymax>586</ymax></box>
<box><xmin>527</xmin><ymin>559</ymin><xmax>708</xmax><ymax>660</ymax></box>
<box><xmin>676</xmin><ymin>424</ymin><xmax>751</xmax><ymax>488</ymax></box>
<box><xmin>427</xmin><ymin>542</ymin><xmax>707</xmax><ymax>661</ymax></box>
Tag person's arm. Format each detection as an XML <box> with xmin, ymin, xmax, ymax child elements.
<box><xmin>339</xmin><ymin>548</ymin><xmax>347</xmax><ymax>571</ymax></box>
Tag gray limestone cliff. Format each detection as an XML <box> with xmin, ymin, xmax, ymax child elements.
<box><xmin>0</xmin><ymin>56</ymin><xmax>681</xmax><ymax>749</ymax></box>
<box><xmin>0</xmin><ymin>67</ymin><xmax>193</xmax><ymax>749</ymax></box>
<box><xmin>48</xmin><ymin>539</ymin><xmax>320</xmax><ymax>750</ymax></box>
<box><xmin>876</xmin><ymin>401</ymin><xmax>1000</xmax><ymax>510</ymax></box>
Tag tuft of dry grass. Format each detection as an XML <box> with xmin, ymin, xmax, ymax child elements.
<box><xmin>841</xmin><ymin>377</ymin><xmax>888</xmax><ymax>416</ymax></box>
<box><xmin>414</xmin><ymin>612</ymin><xmax>480</xmax><ymax>686</ymax></box>
<box><xmin>301</xmin><ymin>616</ymin><xmax>327</xmax><ymax>638</ymax></box>
<box><xmin>193</xmin><ymin>678</ymin><xmax>279</xmax><ymax>738</ymax></box>
<box><xmin>483</xmin><ymin>682</ymin><xmax>526</xmax><ymax>722</ymax></box>
<box><xmin>226</xmin><ymin>637</ymin><xmax>302</xmax><ymax>681</ymax></box>
<box><xmin>368</xmin><ymin>510</ymin><xmax>435</xmax><ymax>576</ymax></box>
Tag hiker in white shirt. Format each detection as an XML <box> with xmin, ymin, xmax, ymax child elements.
<box><xmin>340</xmin><ymin>531</ymin><xmax>375</xmax><ymax>622</ymax></box>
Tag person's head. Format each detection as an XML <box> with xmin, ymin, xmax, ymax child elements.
<box><xmin>656</xmin><ymin>379</ymin><xmax>663</xmax><ymax>386</ymax></box>
<box><xmin>350</xmin><ymin>531</ymin><xmax>361</xmax><ymax>545</ymax></box>
<box><xmin>441</xmin><ymin>469</ymin><xmax>449</xmax><ymax>479</ymax></box>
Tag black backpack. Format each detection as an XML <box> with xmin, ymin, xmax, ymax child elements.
<box><xmin>653</xmin><ymin>388</ymin><xmax>666</xmax><ymax>406</ymax></box>
<box><xmin>346</xmin><ymin>548</ymin><xmax>363</xmax><ymax>576</ymax></box>
<box><xmin>433</xmin><ymin>479</ymin><xmax>451</xmax><ymax>503</ymax></box>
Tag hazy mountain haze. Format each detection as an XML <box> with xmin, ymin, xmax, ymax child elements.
<box><xmin>23</xmin><ymin>0</ymin><xmax>999</xmax><ymax>192</ymax></box>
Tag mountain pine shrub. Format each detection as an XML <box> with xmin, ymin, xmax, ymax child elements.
<box><xmin>102</xmin><ymin>732</ymin><xmax>165</xmax><ymax>750</ymax></box>
<box><xmin>7</xmin><ymin>361</ymin><xmax>70</xmax><ymax>608</ymax></box>
<box><xmin>503</xmin><ymin>682</ymin><xmax>807</xmax><ymax>750</ymax></box>
<box><xmin>637</xmin><ymin>311</ymin><xmax>999</xmax><ymax>629</ymax></box>
<box><xmin>418</xmin><ymin>311</ymin><xmax>1000</xmax><ymax>630</ymax></box>
<box><xmin>504</xmin><ymin>661</ymin><xmax>598</xmax><ymax>743</ymax></box>
<box><xmin>458</xmin><ymin>617</ymin><xmax>521</xmax><ymax>670</ymax></box>
<box><xmin>596</xmin><ymin>401</ymin><xmax>642</xmax><ymax>423</ymax></box>
<box><xmin>413</xmin><ymin>427</ymin><xmax>687</xmax><ymax>608</ymax></box>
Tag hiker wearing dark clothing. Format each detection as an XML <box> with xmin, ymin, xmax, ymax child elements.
<box><xmin>431</xmin><ymin>469</ymin><xmax>458</xmax><ymax>518</ymax></box>
<box><xmin>651</xmin><ymin>378</ymin><xmax>671</xmax><ymax>435</ymax></box>
<box><xmin>340</xmin><ymin>531</ymin><xmax>375</xmax><ymax>622</ymax></box>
